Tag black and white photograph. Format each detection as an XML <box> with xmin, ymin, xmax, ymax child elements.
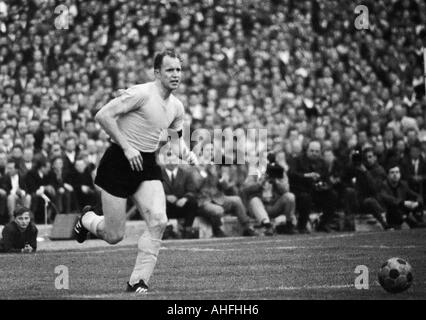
<box><xmin>0</xmin><ymin>0</ymin><xmax>425</xmax><ymax>306</ymax></box>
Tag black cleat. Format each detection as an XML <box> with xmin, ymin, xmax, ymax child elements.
<box><xmin>317</xmin><ymin>223</ymin><xmax>333</xmax><ymax>233</ymax></box>
<box><xmin>126</xmin><ymin>280</ymin><xmax>149</xmax><ymax>294</ymax></box>
<box><xmin>276</xmin><ymin>222</ymin><xmax>296</xmax><ymax>235</ymax></box>
<box><xmin>73</xmin><ymin>205</ymin><xmax>92</xmax><ymax>243</ymax></box>
<box><xmin>213</xmin><ymin>227</ymin><xmax>227</xmax><ymax>238</ymax></box>
<box><xmin>262</xmin><ymin>222</ymin><xmax>275</xmax><ymax>236</ymax></box>
<box><xmin>242</xmin><ymin>226</ymin><xmax>259</xmax><ymax>237</ymax></box>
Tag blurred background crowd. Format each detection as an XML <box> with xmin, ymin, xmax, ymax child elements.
<box><xmin>0</xmin><ymin>0</ymin><xmax>425</xmax><ymax>237</ymax></box>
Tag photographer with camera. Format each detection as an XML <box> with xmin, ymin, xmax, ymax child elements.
<box><xmin>341</xmin><ymin>148</ymin><xmax>391</xmax><ymax>230</ymax></box>
<box><xmin>241</xmin><ymin>153</ymin><xmax>297</xmax><ymax>235</ymax></box>
<box><xmin>288</xmin><ymin>141</ymin><xmax>338</xmax><ymax>233</ymax></box>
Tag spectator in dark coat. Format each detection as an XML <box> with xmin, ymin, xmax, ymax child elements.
<box><xmin>66</xmin><ymin>157</ymin><xmax>98</xmax><ymax>210</ymax></box>
<box><xmin>323</xmin><ymin>148</ymin><xmax>345</xmax><ymax>211</ymax></box>
<box><xmin>342</xmin><ymin>149</ymin><xmax>390</xmax><ymax>231</ymax></box>
<box><xmin>46</xmin><ymin>156</ymin><xmax>74</xmax><ymax>214</ymax></box>
<box><xmin>288</xmin><ymin>140</ymin><xmax>338</xmax><ymax>233</ymax></box>
<box><xmin>62</xmin><ymin>136</ymin><xmax>79</xmax><ymax>176</ymax></box>
<box><xmin>364</xmin><ymin>147</ymin><xmax>387</xmax><ymax>191</ymax></box>
<box><xmin>161</xmin><ymin>152</ymin><xmax>199</xmax><ymax>239</ymax></box>
<box><xmin>400</xmin><ymin>142</ymin><xmax>426</xmax><ymax>201</ymax></box>
<box><xmin>0</xmin><ymin>207</ymin><xmax>38</xmax><ymax>253</ymax></box>
<box><xmin>25</xmin><ymin>156</ymin><xmax>55</xmax><ymax>223</ymax></box>
<box><xmin>0</xmin><ymin>167</ymin><xmax>7</xmax><ymax>225</ymax></box>
<box><xmin>379</xmin><ymin>163</ymin><xmax>426</xmax><ymax>229</ymax></box>
<box><xmin>4</xmin><ymin>159</ymin><xmax>31</xmax><ymax>222</ymax></box>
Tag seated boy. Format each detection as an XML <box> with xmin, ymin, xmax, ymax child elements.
<box><xmin>0</xmin><ymin>207</ymin><xmax>38</xmax><ymax>253</ymax></box>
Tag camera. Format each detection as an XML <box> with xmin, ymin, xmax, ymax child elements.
<box><xmin>266</xmin><ymin>153</ymin><xmax>284</xmax><ymax>179</ymax></box>
<box><xmin>351</xmin><ymin>148</ymin><xmax>363</xmax><ymax>166</ymax></box>
<box><xmin>314</xmin><ymin>180</ymin><xmax>330</xmax><ymax>191</ymax></box>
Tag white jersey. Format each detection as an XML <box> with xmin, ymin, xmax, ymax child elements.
<box><xmin>114</xmin><ymin>82</ymin><xmax>184</xmax><ymax>152</ymax></box>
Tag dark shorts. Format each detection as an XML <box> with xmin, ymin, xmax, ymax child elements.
<box><xmin>95</xmin><ymin>143</ymin><xmax>162</xmax><ymax>198</ymax></box>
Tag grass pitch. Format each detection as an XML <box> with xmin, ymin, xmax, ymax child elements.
<box><xmin>0</xmin><ymin>229</ymin><xmax>425</xmax><ymax>300</ymax></box>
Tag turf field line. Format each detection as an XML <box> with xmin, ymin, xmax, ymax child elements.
<box><xmin>35</xmin><ymin>241</ymin><xmax>422</xmax><ymax>256</ymax></box>
<box><xmin>160</xmin><ymin>233</ymin><xmax>358</xmax><ymax>247</ymax></box>
<box><xmin>68</xmin><ymin>243</ymin><xmax>420</xmax><ymax>255</ymax></box>
<box><xmin>241</xmin><ymin>283</ymin><xmax>355</xmax><ymax>291</ymax></box>
<box><xmin>35</xmin><ymin>234</ymin><xmax>357</xmax><ymax>254</ymax></box>
<box><xmin>73</xmin><ymin>279</ymin><xmax>426</xmax><ymax>299</ymax></box>
<box><xmin>36</xmin><ymin>229</ymin><xmax>423</xmax><ymax>254</ymax></box>
<box><xmin>357</xmin><ymin>245</ymin><xmax>419</xmax><ymax>249</ymax></box>
<box><xmin>65</xmin><ymin>283</ymin><xmax>357</xmax><ymax>299</ymax></box>
<box><xmin>160</xmin><ymin>244</ymin><xmax>422</xmax><ymax>252</ymax></box>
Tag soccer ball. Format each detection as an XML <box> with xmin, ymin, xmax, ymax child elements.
<box><xmin>378</xmin><ymin>257</ymin><xmax>413</xmax><ymax>293</ymax></box>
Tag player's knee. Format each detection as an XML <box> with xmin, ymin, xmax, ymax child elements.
<box><xmin>105</xmin><ymin>230</ymin><xmax>125</xmax><ymax>245</ymax></box>
<box><xmin>107</xmin><ymin>235</ymin><xmax>124</xmax><ymax>245</ymax></box>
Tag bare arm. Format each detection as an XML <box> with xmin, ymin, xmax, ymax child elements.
<box><xmin>95</xmin><ymin>97</ymin><xmax>136</xmax><ymax>151</ymax></box>
<box><xmin>95</xmin><ymin>93</ymin><xmax>144</xmax><ymax>171</ymax></box>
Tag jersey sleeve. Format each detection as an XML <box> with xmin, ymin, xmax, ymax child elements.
<box><xmin>169</xmin><ymin>100</ymin><xmax>184</xmax><ymax>132</ymax></box>
<box><xmin>116</xmin><ymin>85</ymin><xmax>146</xmax><ymax>112</ymax></box>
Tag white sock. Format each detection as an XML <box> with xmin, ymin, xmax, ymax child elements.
<box><xmin>81</xmin><ymin>211</ymin><xmax>104</xmax><ymax>236</ymax></box>
<box><xmin>129</xmin><ymin>234</ymin><xmax>162</xmax><ymax>286</ymax></box>
<box><xmin>261</xmin><ymin>218</ymin><xmax>271</xmax><ymax>225</ymax></box>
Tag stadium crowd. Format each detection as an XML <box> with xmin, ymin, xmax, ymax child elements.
<box><xmin>1</xmin><ymin>0</ymin><xmax>426</xmax><ymax>238</ymax></box>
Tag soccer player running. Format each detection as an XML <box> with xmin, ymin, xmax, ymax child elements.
<box><xmin>73</xmin><ymin>49</ymin><xmax>198</xmax><ymax>294</ymax></box>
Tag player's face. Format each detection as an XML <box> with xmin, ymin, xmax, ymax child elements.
<box><xmin>15</xmin><ymin>212</ymin><xmax>31</xmax><ymax>230</ymax></box>
<box><xmin>157</xmin><ymin>56</ymin><xmax>181</xmax><ymax>91</ymax></box>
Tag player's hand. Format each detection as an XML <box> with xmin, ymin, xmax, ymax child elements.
<box><xmin>124</xmin><ymin>146</ymin><xmax>143</xmax><ymax>171</ymax></box>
